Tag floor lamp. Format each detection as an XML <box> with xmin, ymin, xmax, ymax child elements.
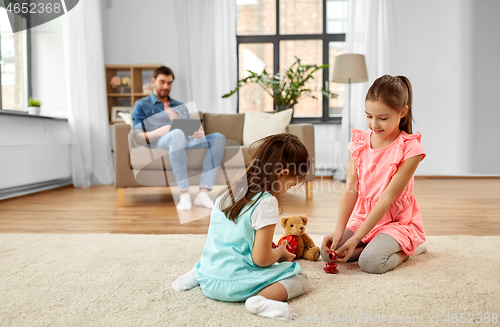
<box><xmin>331</xmin><ymin>54</ymin><xmax>368</xmax><ymax>180</ymax></box>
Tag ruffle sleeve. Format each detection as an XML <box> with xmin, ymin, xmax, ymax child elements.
<box><xmin>390</xmin><ymin>131</ymin><xmax>425</xmax><ymax>177</ymax></box>
<box><xmin>347</xmin><ymin>129</ymin><xmax>367</xmax><ymax>167</ymax></box>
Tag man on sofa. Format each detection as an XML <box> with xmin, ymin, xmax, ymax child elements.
<box><xmin>131</xmin><ymin>66</ymin><xmax>226</xmax><ymax>211</ymax></box>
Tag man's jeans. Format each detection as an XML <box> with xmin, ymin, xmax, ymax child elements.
<box><xmin>156</xmin><ymin>129</ymin><xmax>226</xmax><ymax>191</ymax></box>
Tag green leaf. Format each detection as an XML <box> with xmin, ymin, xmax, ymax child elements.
<box><xmin>222</xmin><ymin>57</ymin><xmax>338</xmax><ymax>106</ymax></box>
<box><xmin>29</xmin><ymin>98</ymin><xmax>41</xmax><ymax>107</ymax></box>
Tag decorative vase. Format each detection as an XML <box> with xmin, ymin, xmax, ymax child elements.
<box><xmin>28</xmin><ymin>106</ymin><xmax>40</xmax><ymax>115</ymax></box>
<box><xmin>276</xmin><ymin>105</ymin><xmax>294</xmax><ymax>112</ymax></box>
<box><xmin>120</xmin><ymin>85</ymin><xmax>131</xmax><ymax>94</ymax></box>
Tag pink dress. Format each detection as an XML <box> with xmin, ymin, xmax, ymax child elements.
<box><xmin>346</xmin><ymin>129</ymin><xmax>426</xmax><ymax>256</ymax></box>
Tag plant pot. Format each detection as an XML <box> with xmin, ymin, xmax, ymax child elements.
<box><xmin>276</xmin><ymin>105</ymin><xmax>294</xmax><ymax>112</ymax></box>
<box><xmin>28</xmin><ymin>106</ymin><xmax>41</xmax><ymax>115</ymax></box>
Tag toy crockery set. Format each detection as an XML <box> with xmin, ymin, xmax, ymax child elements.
<box><xmin>324</xmin><ymin>252</ymin><xmax>339</xmax><ymax>274</ymax></box>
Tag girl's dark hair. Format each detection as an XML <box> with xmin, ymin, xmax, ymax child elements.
<box><xmin>217</xmin><ymin>133</ymin><xmax>310</xmax><ymax>223</ymax></box>
<box><xmin>365</xmin><ymin>75</ymin><xmax>414</xmax><ymax>134</ymax></box>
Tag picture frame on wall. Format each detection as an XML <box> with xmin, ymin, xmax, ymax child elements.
<box><xmin>111</xmin><ymin>106</ymin><xmax>133</xmax><ymax>122</ymax></box>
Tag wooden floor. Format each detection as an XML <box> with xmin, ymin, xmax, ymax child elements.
<box><xmin>0</xmin><ymin>178</ymin><xmax>499</xmax><ymax>236</ymax></box>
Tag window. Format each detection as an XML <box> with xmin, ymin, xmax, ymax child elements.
<box><xmin>237</xmin><ymin>0</ymin><xmax>347</xmax><ymax>123</ymax></box>
<box><xmin>0</xmin><ymin>2</ymin><xmax>30</xmax><ymax>111</ymax></box>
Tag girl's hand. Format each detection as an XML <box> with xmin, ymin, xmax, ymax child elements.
<box><xmin>321</xmin><ymin>230</ymin><xmax>344</xmax><ymax>254</ymax></box>
<box><xmin>278</xmin><ymin>240</ymin><xmax>296</xmax><ymax>262</ymax></box>
<box><xmin>334</xmin><ymin>237</ymin><xmax>359</xmax><ymax>263</ymax></box>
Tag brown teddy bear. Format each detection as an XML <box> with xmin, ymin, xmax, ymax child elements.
<box><xmin>277</xmin><ymin>214</ymin><xmax>320</xmax><ymax>261</ymax></box>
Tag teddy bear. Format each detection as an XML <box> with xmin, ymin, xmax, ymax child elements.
<box><xmin>277</xmin><ymin>214</ymin><xmax>320</xmax><ymax>261</ymax></box>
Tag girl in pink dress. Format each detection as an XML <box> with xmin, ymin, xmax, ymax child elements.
<box><xmin>321</xmin><ymin>75</ymin><xmax>427</xmax><ymax>274</ymax></box>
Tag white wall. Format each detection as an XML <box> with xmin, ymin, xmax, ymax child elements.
<box><xmin>392</xmin><ymin>0</ymin><xmax>500</xmax><ymax>175</ymax></box>
<box><xmin>469</xmin><ymin>0</ymin><xmax>500</xmax><ymax>174</ymax></box>
<box><xmin>102</xmin><ymin>0</ymin><xmax>185</xmax><ymax>101</ymax></box>
<box><xmin>0</xmin><ymin>115</ymin><xmax>71</xmax><ymax>189</ymax></box>
<box><xmin>392</xmin><ymin>0</ymin><xmax>473</xmax><ymax>175</ymax></box>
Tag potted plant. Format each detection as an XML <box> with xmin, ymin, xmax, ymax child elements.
<box><xmin>223</xmin><ymin>57</ymin><xmax>337</xmax><ymax>114</ymax></box>
<box><xmin>109</xmin><ymin>76</ymin><xmax>132</xmax><ymax>94</ymax></box>
<box><xmin>28</xmin><ymin>98</ymin><xmax>41</xmax><ymax>115</ymax></box>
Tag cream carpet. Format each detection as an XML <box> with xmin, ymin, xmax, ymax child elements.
<box><xmin>1</xmin><ymin>234</ymin><xmax>499</xmax><ymax>327</ymax></box>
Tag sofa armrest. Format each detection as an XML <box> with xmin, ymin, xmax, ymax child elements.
<box><xmin>114</xmin><ymin>123</ymin><xmax>142</xmax><ymax>188</ymax></box>
<box><xmin>287</xmin><ymin>123</ymin><xmax>315</xmax><ymax>181</ymax></box>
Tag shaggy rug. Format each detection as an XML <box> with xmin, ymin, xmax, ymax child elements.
<box><xmin>1</xmin><ymin>234</ymin><xmax>499</xmax><ymax>327</ymax></box>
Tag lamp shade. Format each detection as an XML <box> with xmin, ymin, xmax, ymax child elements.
<box><xmin>331</xmin><ymin>54</ymin><xmax>368</xmax><ymax>83</ymax></box>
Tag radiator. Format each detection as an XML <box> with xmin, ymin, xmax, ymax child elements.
<box><xmin>0</xmin><ymin>144</ymin><xmax>72</xmax><ymax>190</ymax></box>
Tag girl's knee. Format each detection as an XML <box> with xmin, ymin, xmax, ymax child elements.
<box><xmin>358</xmin><ymin>250</ymin><xmax>399</xmax><ymax>274</ymax></box>
<box><xmin>278</xmin><ymin>273</ymin><xmax>309</xmax><ymax>301</ymax></box>
<box><xmin>358</xmin><ymin>250</ymin><xmax>388</xmax><ymax>274</ymax></box>
<box><xmin>297</xmin><ymin>273</ymin><xmax>309</xmax><ymax>287</ymax></box>
<box><xmin>290</xmin><ymin>273</ymin><xmax>309</xmax><ymax>299</ymax></box>
<box><xmin>359</xmin><ymin>233</ymin><xmax>402</xmax><ymax>274</ymax></box>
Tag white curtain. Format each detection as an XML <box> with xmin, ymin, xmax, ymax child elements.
<box><xmin>62</xmin><ymin>0</ymin><xmax>113</xmax><ymax>187</ymax></box>
<box><xmin>333</xmin><ymin>0</ymin><xmax>396</xmax><ymax>180</ymax></box>
<box><xmin>174</xmin><ymin>0</ymin><xmax>238</xmax><ymax>114</ymax></box>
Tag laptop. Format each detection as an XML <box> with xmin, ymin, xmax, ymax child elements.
<box><xmin>169</xmin><ymin>119</ymin><xmax>203</xmax><ymax>136</ymax></box>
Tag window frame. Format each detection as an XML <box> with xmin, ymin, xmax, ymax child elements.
<box><xmin>236</xmin><ymin>0</ymin><xmax>346</xmax><ymax>124</ymax></box>
<box><xmin>0</xmin><ymin>0</ymin><xmax>32</xmax><ymax>111</ymax></box>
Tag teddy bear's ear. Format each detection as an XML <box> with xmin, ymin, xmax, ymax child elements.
<box><xmin>297</xmin><ymin>214</ymin><xmax>308</xmax><ymax>225</ymax></box>
<box><xmin>279</xmin><ymin>217</ymin><xmax>289</xmax><ymax>228</ymax></box>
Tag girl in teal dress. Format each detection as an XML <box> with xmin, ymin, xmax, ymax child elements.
<box><xmin>172</xmin><ymin>133</ymin><xmax>311</xmax><ymax>321</ymax></box>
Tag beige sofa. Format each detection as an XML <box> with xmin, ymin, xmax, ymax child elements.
<box><xmin>113</xmin><ymin>112</ymin><xmax>315</xmax><ymax>206</ymax></box>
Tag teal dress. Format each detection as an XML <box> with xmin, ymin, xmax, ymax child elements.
<box><xmin>195</xmin><ymin>192</ymin><xmax>301</xmax><ymax>302</ymax></box>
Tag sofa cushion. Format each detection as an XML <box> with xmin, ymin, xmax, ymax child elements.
<box><xmin>242</xmin><ymin>109</ymin><xmax>293</xmax><ymax>145</ymax></box>
<box><xmin>118</xmin><ymin>112</ymin><xmax>140</xmax><ymax>148</ymax></box>
<box><xmin>203</xmin><ymin>113</ymin><xmax>245</xmax><ymax>145</ymax></box>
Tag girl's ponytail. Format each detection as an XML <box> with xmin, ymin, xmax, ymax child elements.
<box><xmin>398</xmin><ymin>76</ymin><xmax>413</xmax><ymax>134</ymax></box>
<box><xmin>365</xmin><ymin>74</ymin><xmax>414</xmax><ymax>134</ymax></box>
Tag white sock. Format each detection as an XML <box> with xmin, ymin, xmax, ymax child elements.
<box><xmin>172</xmin><ymin>267</ymin><xmax>199</xmax><ymax>292</ymax></box>
<box><xmin>412</xmin><ymin>243</ymin><xmax>428</xmax><ymax>257</ymax></box>
<box><xmin>245</xmin><ymin>295</ymin><xmax>291</xmax><ymax>321</ymax></box>
<box><xmin>176</xmin><ymin>193</ymin><xmax>192</xmax><ymax>211</ymax></box>
<box><xmin>194</xmin><ymin>192</ymin><xmax>213</xmax><ymax>209</ymax></box>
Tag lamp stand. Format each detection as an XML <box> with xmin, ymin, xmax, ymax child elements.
<box><xmin>331</xmin><ymin>53</ymin><xmax>368</xmax><ymax>182</ymax></box>
<box><xmin>347</xmin><ymin>77</ymin><xmax>351</xmax><ymax>148</ymax></box>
